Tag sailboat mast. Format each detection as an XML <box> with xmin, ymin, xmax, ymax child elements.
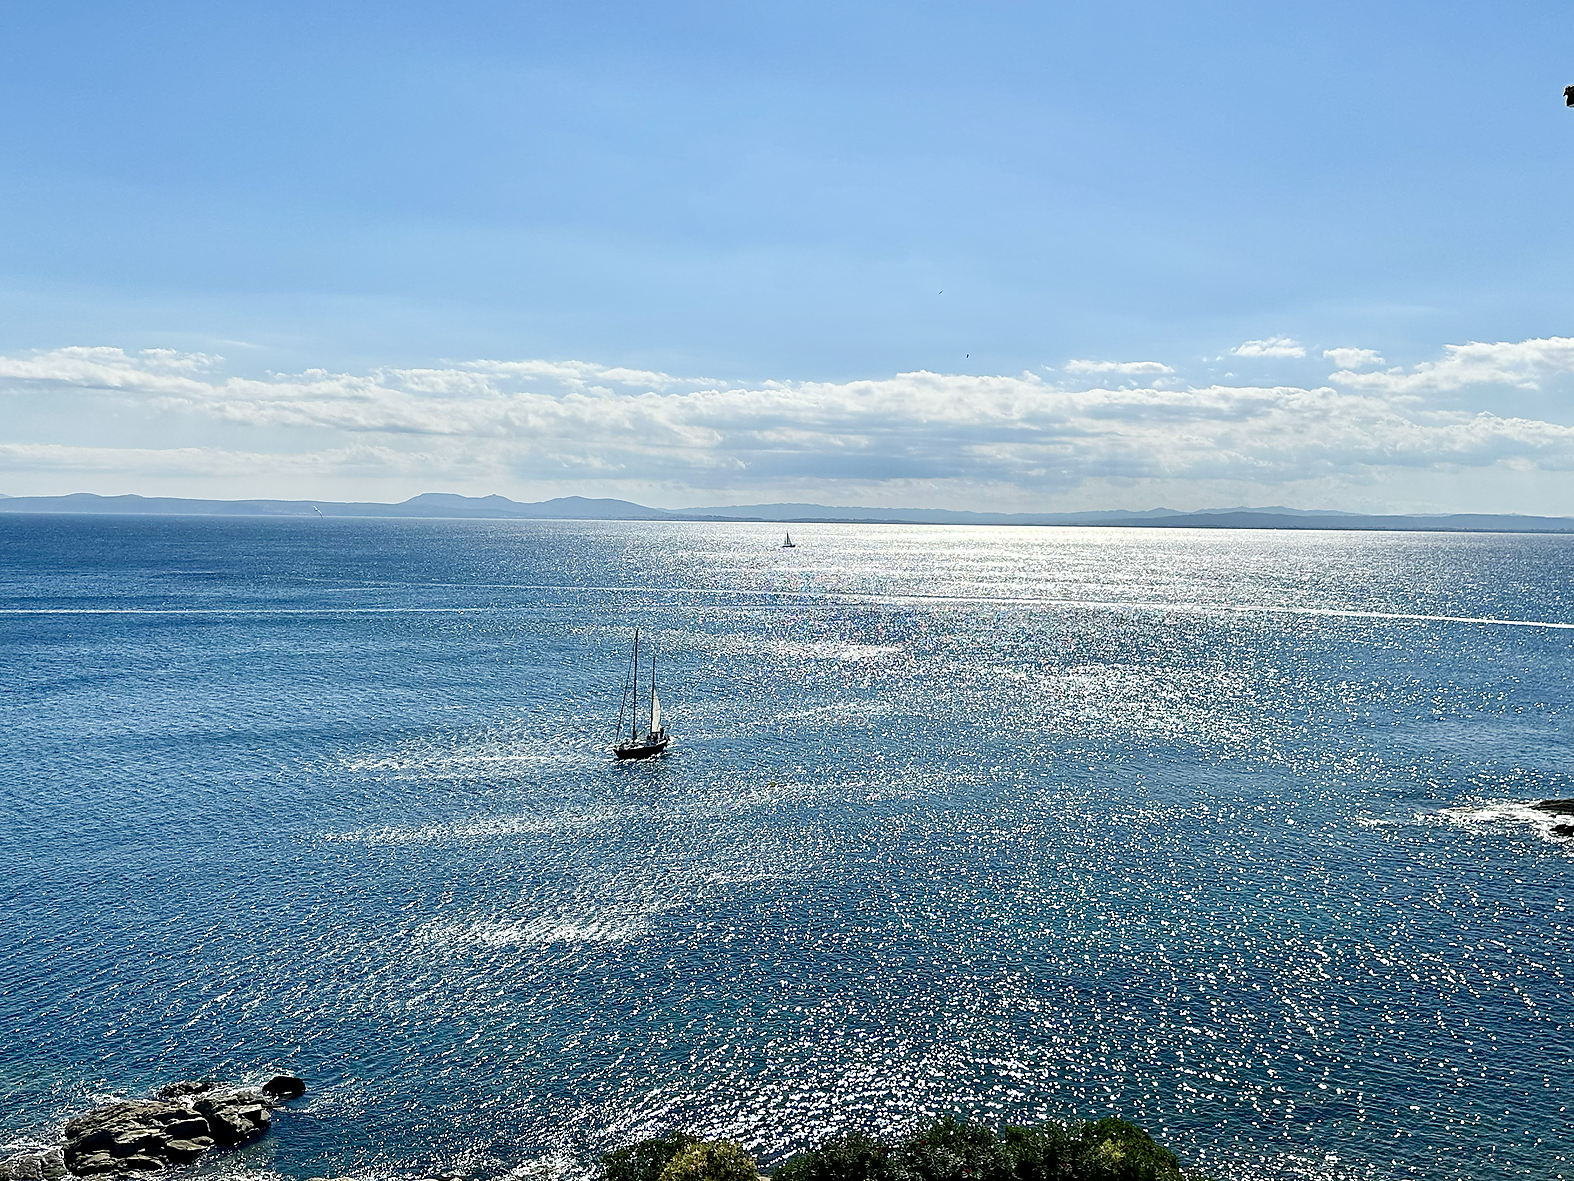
<box><xmin>650</xmin><ymin>651</ymin><xmax>657</xmax><ymax>732</ymax></box>
<box><xmin>632</xmin><ymin>629</ymin><xmax>640</xmax><ymax>740</ymax></box>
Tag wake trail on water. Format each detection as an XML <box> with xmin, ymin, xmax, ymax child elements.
<box><xmin>5</xmin><ymin>592</ymin><xmax>1574</xmax><ymax>629</ymax></box>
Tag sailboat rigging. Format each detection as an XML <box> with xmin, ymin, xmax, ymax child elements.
<box><xmin>613</xmin><ymin>628</ymin><xmax>672</xmax><ymax>760</ymax></box>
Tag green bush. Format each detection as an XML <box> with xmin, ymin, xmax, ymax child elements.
<box><xmin>893</xmin><ymin>1118</ymin><xmax>1012</xmax><ymax>1181</ymax></box>
<box><xmin>774</xmin><ymin>1132</ymin><xmax>895</xmax><ymax>1181</ymax></box>
<box><xmin>1001</xmin><ymin>1123</ymin><xmax>1076</xmax><ymax>1181</ymax></box>
<box><xmin>657</xmin><ymin>1140</ymin><xmax>761</xmax><ymax>1181</ymax></box>
<box><xmin>599</xmin><ymin>1116</ymin><xmax>1186</xmax><ymax>1181</ymax></box>
<box><xmin>1073</xmin><ymin>1119</ymin><xmax>1180</xmax><ymax>1181</ymax></box>
<box><xmin>602</xmin><ymin>1133</ymin><xmax>701</xmax><ymax>1181</ymax></box>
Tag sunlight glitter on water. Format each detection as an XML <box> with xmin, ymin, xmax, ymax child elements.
<box><xmin>3</xmin><ymin>517</ymin><xmax>1572</xmax><ymax>1181</ymax></box>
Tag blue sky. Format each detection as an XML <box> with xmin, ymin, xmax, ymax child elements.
<box><xmin>3</xmin><ymin>1</ymin><xmax>1574</xmax><ymax>511</ymax></box>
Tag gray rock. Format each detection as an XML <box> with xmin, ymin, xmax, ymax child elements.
<box><xmin>109</xmin><ymin>1131</ymin><xmax>167</xmax><ymax>1159</ymax></box>
<box><xmin>154</xmin><ymin>1082</ymin><xmax>214</xmax><ymax>1102</ymax></box>
<box><xmin>147</xmin><ymin>1109</ymin><xmax>200</xmax><ymax>1130</ymax></box>
<box><xmin>202</xmin><ymin>1106</ymin><xmax>265</xmax><ymax>1147</ymax></box>
<box><xmin>64</xmin><ymin>1153</ymin><xmax>118</xmax><ymax>1177</ymax></box>
<box><xmin>69</xmin><ymin>1131</ymin><xmax>115</xmax><ymax>1156</ymax></box>
<box><xmin>160</xmin><ymin>1140</ymin><xmax>214</xmax><ymax>1162</ymax></box>
<box><xmin>53</xmin><ymin>1077</ymin><xmax>303</xmax><ymax>1174</ymax></box>
<box><xmin>161</xmin><ymin>1119</ymin><xmax>209</xmax><ymax>1141</ymax></box>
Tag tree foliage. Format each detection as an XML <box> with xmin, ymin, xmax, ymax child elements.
<box><xmin>1074</xmin><ymin>1119</ymin><xmax>1181</xmax><ymax>1181</ymax></box>
<box><xmin>601</xmin><ymin>1116</ymin><xmax>1183</xmax><ymax>1181</ymax></box>
<box><xmin>775</xmin><ymin>1132</ymin><xmax>895</xmax><ymax>1181</ymax></box>
<box><xmin>1000</xmin><ymin>1123</ymin><xmax>1077</xmax><ymax>1181</ymax></box>
<box><xmin>602</xmin><ymin>1132</ymin><xmax>701</xmax><ymax>1181</ymax></box>
<box><xmin>657</xmin><ymin>1141</ymin><xmax>761</xmax><ymax>1181</ymax></box>
<box><xmin>893</xmin><ymin>1118</ymin><xmax>1012</xmax><ymax>1181</ymax></box>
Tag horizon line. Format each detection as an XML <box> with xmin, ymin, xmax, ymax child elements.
<box><xmin>2</xmin><ymin>489</ymin><xmax>1573</xmax><ymax>534</ymax></box>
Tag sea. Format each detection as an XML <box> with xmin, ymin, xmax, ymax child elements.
<box><xmin>1</xmin><ymin>514</ymin><xmax>1570</xmax><ymax>1181</ymax></box>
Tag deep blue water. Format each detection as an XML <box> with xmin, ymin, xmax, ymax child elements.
<box><xmin>2</xmin><ymin>514</ymin><xmax>1571</xmax><ymax>1181</ymax></box>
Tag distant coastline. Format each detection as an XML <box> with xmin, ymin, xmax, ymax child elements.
<box><xmin>2</xmin><ymin>490</ymin><xmax>1573</xmax><ymax>533</ymax></box>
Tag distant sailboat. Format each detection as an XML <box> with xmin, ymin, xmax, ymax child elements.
<box><xmin>782</xmin><ymin>532</ymin><xmax>797</xmax><ymax>548</ymax></box>
<box><xmin>613</xmin><ymin>629</ymin><xmax>671</xmax><ymax>760</ymax></box>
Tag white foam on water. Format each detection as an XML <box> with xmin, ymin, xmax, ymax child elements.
<box><xmin>497</xmin><ymin>1151</ymin><xmax>583</xmax><ymax>1181</ymax></box>
<box><xmin>340</xmin><ymin>750</ymin><xmax>570</xmax><ymax>774</ymax></box>
<box><xmin>1436</xmin><ymin>800</ymin><xmax>1574</xmax><ymax>845</ymax></box>
<box><xmin>0</xmin><ymin>1137</ymin><xmax>56</xmax><ymax>1154</ymax></box>
<box><xmin>457</xmin><ymin>917</ymin><xmax>641</xmax><ymax>947</ymax></box>
<box><xmin>830</xmin><ymin>644</ymin><xmax>903</xmax><ymax>663</ymax></box>
<box><xmin>321</xmin><ymin>805</ymin><xmax>653</xmax><ymax>846</ymax></box>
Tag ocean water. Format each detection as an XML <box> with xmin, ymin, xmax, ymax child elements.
<box><xmin>1</xmin><ymin>515</ymin><xmax>1570</xmax><ymax>1181</ymax></box>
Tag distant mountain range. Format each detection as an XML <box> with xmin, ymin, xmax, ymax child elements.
<box><xmin>1</xmin><ymin>490</ymin><xmax>1572</xmax><ymax>533</ymax></box>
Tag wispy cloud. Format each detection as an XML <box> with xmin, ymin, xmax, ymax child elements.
<box><xmin>1322</xmin><ymin>347</ymin><xmax>1384</xmax><ymax>370</ymax></box>
<box><xmin>1231</xmin><ymin>336</ymin><xmax>1306</xmax><ymax>358</ymax></box>
<box><xmin>1063</xmin><ymin>359</ymin><xmax>1176</xmax><ymax>377</ymax></box>
<box><xmin>6</xmin><ymin>341</ymin><xmax>1574</xmax><ymax>502</ymax></box>
<box><xmin>0</xmin><ymin>441</ymin><xmax>453</xmax><ymax>478</ymax></box>
<box><xmin>1328</xmin><ymin>336</ymin><xmax>1574</xmax><ymax>393</ymax></box>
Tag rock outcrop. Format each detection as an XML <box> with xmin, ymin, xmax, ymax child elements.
<box><xmin>44</xmin><ymin>1077</ymin><xmax>305</xmax><ymax>1175</ymax></box>
<box><xmin>0</xmin><ymin>1148</ymin><xmax>67</xmax><ymax>1181</ymax></box>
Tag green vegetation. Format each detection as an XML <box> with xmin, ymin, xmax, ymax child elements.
<box><xmin>602</xmin><ymin>1133</ymin><xmax>701</xmax><ymax>1181</ymax></box>
<box><xmin>774</xmin><ymin>1133</ymin><xmax>893</xmax><ymax>1181</ymax></box>
<box><xmin>658</xmin><ymin>1142</ymin><xmax>762</xmax><ymax>1181</ymax></box>
<box><xmin>999</xmin><ymin>1123</ymin><xmax>1077</xmax><ymax>1181</ymax></box>
<box><xmin>604</xmin><ymin>1117</ymin><xmax>1184</xmax><ymax>1181</ymax></box>
<box><xmin>1074</xmin><ymin>1120</ymin><xmax>1181</xmax><ymax>1181</ymax></box>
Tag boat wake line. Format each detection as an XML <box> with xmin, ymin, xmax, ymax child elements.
<box><xmin>2</xmin><ymin>594</ymin><xmax>1572</xmax><ymax>629</ymax></box>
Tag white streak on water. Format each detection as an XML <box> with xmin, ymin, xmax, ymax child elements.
<box><xmin>5</xmin><ymin>596</ymin><xmax>1573</xmax><ymax>628</ymax></box>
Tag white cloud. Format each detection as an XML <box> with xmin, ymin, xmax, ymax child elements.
<box><xmin>6</xmin><ymin>342</ymin><xmax>1574</xmax><ymax>503</ymax></box>
<box><xmin>1329</xmin><ymin>335</ymin><xmax>1574</xmax><ymax>394</ymax></box>
<box><xmin>0</xmin><ymin>441</ymin><xmax>450</xmax><ymax>478</ymax></box>
<box><xmin>1064</xmin><ymin>359</ymin><xmax>1176</xmax><ymax>377</ymax></box>
<box><xmin>1231</xmin><ymin>336</ymin><xmax>1306</xmax><ymax>358</ymax></box>
<box><xmin>1322</xmin><ymin>347</ymin><xmax>1384</xmax><ymax>370</ymax></box>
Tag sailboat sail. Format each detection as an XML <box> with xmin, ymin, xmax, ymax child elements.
<box><xmin>650</xmin><ymin>691</ymin><xmax>662</xmax><ymax>733</ymax></box>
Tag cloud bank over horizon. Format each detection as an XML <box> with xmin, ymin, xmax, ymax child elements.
<box><xmin>5</xmin><ymin>335</ymin><xmax>1574</xmax><ymax>515</ymax></box>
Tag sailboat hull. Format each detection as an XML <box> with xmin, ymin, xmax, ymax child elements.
<box><xmin>613</xmin><ymin>733</ymin><xmax>671</xmax><ymax>760</ymax></box>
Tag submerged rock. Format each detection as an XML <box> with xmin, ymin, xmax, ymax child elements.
<box><xmin>55</xmin><ymin>1079</ymin><xmax>304</xmax><ymax>1175</ymax></box>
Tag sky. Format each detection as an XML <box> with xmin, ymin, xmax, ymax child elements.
<box><xmin>3</xmin><ymin>0</ymin><xmax>1574</xmax><ymax>512</ymax></box>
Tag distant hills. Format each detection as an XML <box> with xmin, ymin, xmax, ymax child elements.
<box><xmin>1</xmin><ymin>490</ymin><xmax>1572</xmax><ymax>533</ymax></box>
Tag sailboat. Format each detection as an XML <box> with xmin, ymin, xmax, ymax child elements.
<box><xmin>782</xmin><ymin>532</ymin><xmax>797</xmax><ymax>548</ymax></box>
<box><xmin>613</xmin><ymin>628</ymin><xmax>672</xmax><ymax>760</ymax></box>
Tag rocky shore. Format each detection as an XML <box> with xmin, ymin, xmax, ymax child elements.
<box><xmin>4</xmin><ymin>1081</ymin><xmax>1186</xmax><ymax>1181</ymax></box>
<box><xmin>1</xmin><ymin>1076</ymin><xmax>304</xmax><ymax>1178</ymax></box>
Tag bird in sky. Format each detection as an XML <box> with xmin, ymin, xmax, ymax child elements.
<box><xmin>1565</xmin><ymin>85</ymin><xmax>1574</xmax><ymax>107</ymax></box>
